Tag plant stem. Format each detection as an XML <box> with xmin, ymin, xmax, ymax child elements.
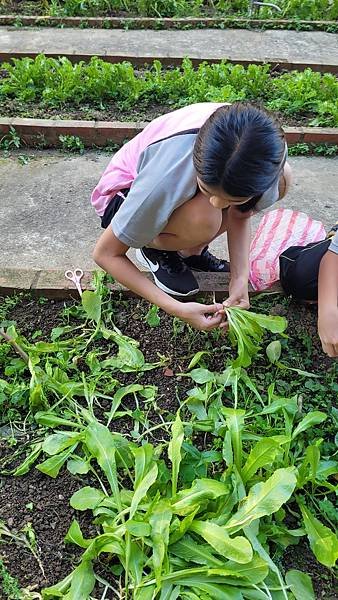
<box><xmin>0</xmin><ymin>329</ymin><xmax>29</xmax><ymax>363</ymax></box>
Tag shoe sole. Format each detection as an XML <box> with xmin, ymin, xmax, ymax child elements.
<box><xmin>135</xmin><ymin>249</ymin><xmax>199</xmax><ymax>297</ymax></box>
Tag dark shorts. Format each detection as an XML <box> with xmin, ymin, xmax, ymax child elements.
<box><xmin>279</xmin><ymin>238</ymin><xmax>331</xmax><ymax>301</ymax></box>
<box><xmin>100</xmin><ymin>188</ymin><xmax>129</xmax><ymax>229</ymax></box>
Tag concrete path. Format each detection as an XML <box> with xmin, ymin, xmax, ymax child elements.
<box><xmin>0</xmin><ymin>27</ymin><xmax>337</xmax><ymax>71</ymax></box>
<box><xmin>0</xmin><ymin>151</ymin><xmax>336</xmax><ymax>271</ymax></box>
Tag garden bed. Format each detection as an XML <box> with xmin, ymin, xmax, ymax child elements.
<box><xmin>1</xmin><ymin>0</ymin><xmax>337</xmax><ymax>23</ymax></box>
<box><xmin>0</xmin><ymin>286</ymin><xmax>337</xmax><ymax>598</ymax></box>
<box><xmin>1</xmin><ymin>57</ymin><xmax>338</xmax><ymax>128</ymax></box>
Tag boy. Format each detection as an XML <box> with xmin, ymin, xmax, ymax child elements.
<box><xmin>92</xmin><ymin>102</ymin><xmax>291</xmax><ymax>331</ymax></box>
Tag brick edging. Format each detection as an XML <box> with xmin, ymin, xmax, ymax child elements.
<box><xmin>0</xmin><ymin>268</ymin><xmax>282</xmax><ymax>299</ymax></box>
<box><xmin>0</xmin><ymin>15</ymin><xmax>337</xmax><ymax>30</ymax></box>
<box><xmin>0</xmin><ymin>117</ymin><xmax>337</xmax><ymax>148</ymax></box>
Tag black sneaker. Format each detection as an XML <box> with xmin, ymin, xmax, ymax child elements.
<box><xmin>327</xmin><ymin>221</ymin><xmax>338</xmax><ymax>239</ymax></box>
<box><xmin>135</xmin><ymin>247</ymin><xmax>199</xmax><ymax>296</ymax></box>
<box><xmin>182</xmin><ymin>246</ymin><xmax>230</xmax><ymax>273</ymax></box>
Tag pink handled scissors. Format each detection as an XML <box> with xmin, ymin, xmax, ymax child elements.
<box><xmin>65</xmin><ymin>268</ymin><xmax>83</xmax><ymax>297</ymax></box>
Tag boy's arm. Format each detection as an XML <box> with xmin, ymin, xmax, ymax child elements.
<box><xmin>318</xmin><ymin>248</ymin><xmax>338</xmax><ymax>357</ymax></box>
<box><xmin>93</xmin><ymin>227</ymin><xmax>223</xmax><ymax>331</ymax></box>
<box><xmin>223</xmin><ymin>207</ymin><xmax>251</xmax><ymax>309</ymax></box>
<box><xmin>223</xmin><ymin>162</ymin><xmax>292</xmax><ymax>310</ymax></box>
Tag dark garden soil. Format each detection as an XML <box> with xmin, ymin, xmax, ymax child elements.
<box><xmin>0</xmin><ymin>97</ymin><xmax>316</xmax><ymax>129</ymax></box>
<box><xmin>0</xmin><ymin>293</ymin><xmax>337</xmax><ymax>597</ymax></box>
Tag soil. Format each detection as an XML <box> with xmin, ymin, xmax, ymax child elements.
<box><xmin>0</xmin><ymin>293</ymin><xmax>337</xmax><ymax>598</ymax></box>
<box><xmin>0</xmin><ymin>97</ymin><xmax>318</xmax><ymax>129</ymax></box>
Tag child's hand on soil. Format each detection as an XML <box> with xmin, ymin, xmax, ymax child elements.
<box><xmin>318</xmin><ymin>307</ymin><xmax>338</xmax><ymax>357</ymax></box>
<box><xmin>179</xmin><ymin>302</ymin><xmax>224</xmax><ymax>331</ymax></box>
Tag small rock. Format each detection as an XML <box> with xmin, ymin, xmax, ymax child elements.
<box><xmin>163</xmin><ymin>368</ymin><xmax>174</xmax><ymax>377</ymax></box>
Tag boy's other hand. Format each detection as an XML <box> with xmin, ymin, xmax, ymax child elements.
<box><xmin>318</xmin><ymin>307</ymin><xmax>338</xmax><ymax>357</ymax></box>
<box><xmin>223</xmin><ymin>277</ymin><xmax>250</xmax><ymax>311</ymax></box>
<box><xmin>179</xmin><ymin>302</ymin><xmax>224</xmax><ymax>331</ymax></box>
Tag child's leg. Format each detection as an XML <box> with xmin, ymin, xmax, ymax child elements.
<box><xmin>279</xmin><ymin>239</ymin><xmax>331</xmax><ymax>301</ymax></box>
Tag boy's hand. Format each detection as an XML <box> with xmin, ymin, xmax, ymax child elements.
<box><xmin>223</xmin><ymin>277</ymin><xmax>250</xmax><ymax>310</ymax></box>
<box><xmin>179</xmin><ymin>302</ymin><xmax>224</xmax><ymax>331</ymax></box>
<box><xmin>318</xmin><ymin>307</ymin><xmax>338</xmax><ymax>357</ymax></box>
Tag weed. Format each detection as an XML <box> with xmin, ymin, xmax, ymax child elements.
<box><xmin>58</xmin><ymin>134</ymin><xmax>85</xmax><ymax>153</ymax></box>
<box><xmin>0</xmin><ymin>559</ymin><xmax>21</xmax><ymax>600</ymax></box>
<box><xmin>0</xmin><ymin>127</ymin><xmax>22</xmax><ymax>152</ymax></box>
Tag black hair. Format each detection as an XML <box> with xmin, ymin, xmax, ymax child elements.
<box><xmin>193</xmin><ymin>103</ymin><xmax>285</xmax><ymax>212</ymax></box>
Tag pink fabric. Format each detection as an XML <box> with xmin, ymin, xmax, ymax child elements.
<box><xmin>249</xmin><ymin>208</ymin><xmax>326</xmax><ymax>291</ymax></box>
<box><xmin>91</xmin><ymin>103</ymin><xmax>227</xmax><ymax>216</ymax></box>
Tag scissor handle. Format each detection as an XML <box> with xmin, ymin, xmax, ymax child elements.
<box><xmin>73</xmin><ymin>268</ymin><xmax>84</xmax><ymax>280</ymax></box>
<box><xmin>65</xmin><ymin>268</ymin><xmax>83</xmax><ymax>281</ymax></box>
<box><xmin>65</xmin><ymin>270</ymin><xmax>75</xmax><ymax>281</ymax></box>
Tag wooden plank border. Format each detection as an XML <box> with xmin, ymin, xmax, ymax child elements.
<box><xmin>0</xmin><ymin>268</ymin><xmax>282</xmax><ymax>299</ymax></box>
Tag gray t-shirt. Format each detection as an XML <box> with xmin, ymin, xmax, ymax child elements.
<box><xmin>112</xmin><ymin>131</ymin><xmax>286</xmax><ymax>248</ymax></box>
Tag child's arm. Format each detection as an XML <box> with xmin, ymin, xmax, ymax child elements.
<box><xmin>318</xmin><ymin>248</ymin><xmax>338</xmax><ymax>357</ymax></box>
<box><xmin>223</xmin><ymin>206</ymin><xmax>251</xmax><ymax>310</ymax></box>
<box><xmin>93</xmin><ymin>227</ymin><xmax>223</xmax><ymax>331</ymax></box>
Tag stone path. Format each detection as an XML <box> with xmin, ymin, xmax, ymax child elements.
<box><xmin>1</xmin><ymin>151</ymin><xmax>336</xmax><ymax>271</ymax></box>
<box><xmin>0</xmin><ymin>26</ymin><xmax>337</xmax><ymax>71</ymax></box>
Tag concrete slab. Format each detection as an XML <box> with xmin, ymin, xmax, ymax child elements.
<box><xmin>0</xmin><ymin>151</ymin><xmax>337</xmax><ymax>271</ymax></box>
<box><xmin>0</xmin><ymin>26</ymin><xmax>337</xmax><ymax>71</ymax></box>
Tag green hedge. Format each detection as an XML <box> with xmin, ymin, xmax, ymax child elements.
<box><xmin>1</xmin><ymin>55</ymin><xmax>338</xmax><ymax>126</ymax></box>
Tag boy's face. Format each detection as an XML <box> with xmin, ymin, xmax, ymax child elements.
<box><xmin>197</xmin><ymin>177</ymin><xmax>252</xmax><ymax>209</ymax></box>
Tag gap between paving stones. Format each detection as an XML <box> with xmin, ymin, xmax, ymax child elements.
<box><xmin>1</xmin><ymin>118</ymin><xmax>338</xmax><ymax>147</ymax></box>
<box><xmin>0</xmin><ymin>15</ymin><xmax>337</xmax><ymax>32</ymax></box>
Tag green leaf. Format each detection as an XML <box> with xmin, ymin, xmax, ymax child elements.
<box><xmin>107</xmin><ymin>383</ymin><xmax>144</xmax><ymax>425</ymax></box>
<box><xmin>300</xmin><ymin>504</ymin><xmax>338</xmax><ymax>567</ymax></box>
<box><xmin>190</xmin><ymin>521</ymin><xmax>253</xmax><ymax>564</ymax></box>
<box><xmin>168</xmin><ymin>411</ymin><xmax>184</xmax><ymax>496</ymax></box>
<box><xmin>70</xmin><ymin>486</ymin><xmax>106</xmax><ymax>511</ymax></box>
<box><xmin>172</xmin><ymin>479</ymin><xmax>230</xmax><ymax>516</ymax></box>
<box><xmin>14</xmin><ymin>443</ymin><xmax>42</xmax><ymax>476</ymax></box>
<box><xmin>82</xmin><ymin>290</ymin><xmax>101</xmax><ymax>323</ymax></box>
<box><xmin>42</xmin><ymin>432</ymin><xmax>82</xmax><ymax>455</ymax></box>
<box><xmin>149</xmin><ymin>500</ymin><xmax>172</xmax><ymax>588</ymax></box>
<box><xmin>285</xmin><ymin>569</ymin><xmax>315</xmax><ymax>600</ymax></box>
<box><xmin>226</xmin><ymin>468</ymin><xmax>297</xmax><ymax>533</ymax></box>
<box><xmin>292</xmin><ymin>411</ymin><xmax>327</xmax><ymax>439</ymax></box>
<box><xmin>170</xmin><ymin>535</ymin><xmax>223</xmax><ymax>567</ymax></box>
<box><xmin>64</xmin><ymin>520</ymin><xmax>91</xmax><ymax>549</ymax></box>
<box><xmin>211</xmin><ymin>556</ymin><xmax>268</xmax><ymax>584</ymax></box>
<box><xmin>187</xmin><ymin>351</ymin><xmax>209</xmax><ymax>370</ymax></box>
<box><xmin>145</xmin><ymin>304</ymin><xmax>160</xmax><ymax>327</ymax></box>
<box><xmin>85</xmin><ymin>422</ymin><xmax>122</xmax><ymax>510</ymax></box>
<box><xmin>68</xmin><ymin>559</ymin><xmax>95</xmax><ymax>599</ymax></box>
<box><xmin>67</xmin><ymin>456</ymin><xmax>90</xmax><ymax>475</ymax></box>
<box><xmin>266</xmin><ymin>340</ymin><xmax>281</xmax><ymax>363</ymax></box>
<box><xmin>130</xmin><ymin>445</ymin><xmax>158</xmax><ymax>518</ymax></box>
<box><xmin>126</xmin><ymin>520</ymin><xmax>151</xmax><ymax>537</ymax></box>
<box><xmin>35</xmin><ymin>411</ymin><xmax>82</xmax><ymax>429</ymax></box>
<box><xmin>36</xmin><ymin>444</ymin><xmax>78</xmax><ymax>478</ymax></box>
<box><xmin>242</xmin><ymin>438</ymin><xmax>281</xmax><ymax>483</ymax></box>
<box><xmin>189</xmin><ymin>368</ymin><xmax>215</xmax><ymax>384</ymax></box>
